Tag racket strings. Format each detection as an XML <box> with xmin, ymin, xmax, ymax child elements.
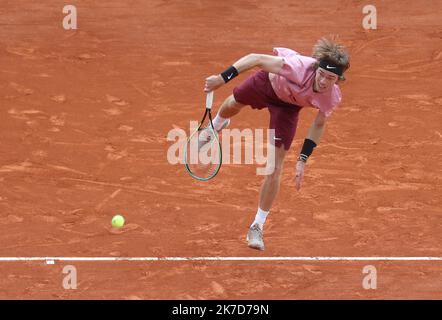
<box><xmin>185</xmin><ymin>123</ymin><xmax>222</xmax><ymax>181</ymax></box>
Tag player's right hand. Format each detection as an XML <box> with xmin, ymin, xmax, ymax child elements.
<box><xmin>204</xmin><ymin>75</ymin><xmax>224</xmax><ymax>92</ymax></box>
<box><xmin>294</xmin><ymin>160</ymin><xmax>305</xmax><ymax>191</ymax></box>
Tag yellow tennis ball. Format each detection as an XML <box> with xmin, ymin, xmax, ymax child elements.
<box><xmin>112</xmin><ymin>215</ymin><xmax>125</xmax><ymax>228</ymax></box>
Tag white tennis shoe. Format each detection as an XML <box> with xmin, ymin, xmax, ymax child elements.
<box><xmin>246</xmin><ymin>223</ymin><xmax>265</xmax><ymax>251</ymax></box>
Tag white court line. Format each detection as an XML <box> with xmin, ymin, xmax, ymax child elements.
<box><xmin>0</xmin><ymin>257</ymin><xmax>441</xmax><ymax>262</ymax></box>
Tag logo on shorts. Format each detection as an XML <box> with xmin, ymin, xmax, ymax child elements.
<box><xmin>274</xmin><ymin>137</ymin><xmax>282</xmax><ymax>141</ymax></box>
<box><xmin>326</xmin><ymin>65</ymin><xmax>336</xmax><ymax>70</ymax></box>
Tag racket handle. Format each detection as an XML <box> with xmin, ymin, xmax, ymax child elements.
<box><xmin>206</xmin><ymin>91</ymin><xmax>214</xmax><ymax>110</ymax></box>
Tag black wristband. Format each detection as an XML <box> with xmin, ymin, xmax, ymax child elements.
<box><xmin>220</xmin><ymin>66</ymin><xmax>239</xmax><ymax>83</ymax></box>
<box><xmin>298</xmin><ymin>139</ymin><xmax>317</xmax><ymax>162</ymax></box>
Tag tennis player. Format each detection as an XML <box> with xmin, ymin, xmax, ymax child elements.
<box><xmin>204</xmin><ymin>37</ymin><xmax>350</xmax><ymax>250</ymax></box>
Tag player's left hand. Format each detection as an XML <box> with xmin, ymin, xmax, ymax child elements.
<box><xmin>294</xmin><ymin>160</ymin><xmax>305</xmax><ymax>191</ymax></box>
<box><xmin>204</xmin><ymin>75</ymin><xmax>224</xmax><ymax>92</ymax></box>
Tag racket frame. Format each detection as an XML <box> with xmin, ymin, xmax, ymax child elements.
<box><xmin>184</xmin><ymin>92</ymin><xmax>223</xmax><ymax>181</ymax></box>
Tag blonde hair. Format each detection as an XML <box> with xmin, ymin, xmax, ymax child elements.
<box><xmin>312</xmin><ymin>36</ymin><xmax>350</xmax><ymax>81</ymax></box>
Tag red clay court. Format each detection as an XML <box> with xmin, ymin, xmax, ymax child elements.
<box><xmin>0</xmin><ymin>0</ymin><xmax>441</xmax><ymax>299</ymax></box>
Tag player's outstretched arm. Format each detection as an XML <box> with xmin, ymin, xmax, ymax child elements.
<box><xmin>306</xmin><ymin>111</ymin><xmax>327</xmax><ymax>143</ymax></box>
<box><xmin>295</xmin><ymin>111</ymin><xmax>328</xmax><ymax>191</ymax></box>
<box><xmin>204</xmin><ymin>54</ymin><xmax>284</xmax><ymax>92</ymax></box>
<box><xmin>233</xmin><ymin>53</ymin><xmax>284</xmax><ymax>74</ymax></box>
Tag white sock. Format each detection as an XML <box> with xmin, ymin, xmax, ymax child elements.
<box><xmin>251</xmin><ymin>207</ymin><xmax>269</xmax><ymax>230</ymax></box>
<box><xmin>212</xmin><ymin>114</ymin><xmax>228</xmax><ymax>132</ymax></box>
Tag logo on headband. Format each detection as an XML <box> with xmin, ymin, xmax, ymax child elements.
<box><xmin>319</xmin><ymin>60</ymin><xmax>343</xmax><ymax>76</ymax></box>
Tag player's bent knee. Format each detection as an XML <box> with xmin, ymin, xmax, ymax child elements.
<box><xmin>228</xmin><ymin>95</ymin><xmax>245</xmax><ymax>109</ymax></box>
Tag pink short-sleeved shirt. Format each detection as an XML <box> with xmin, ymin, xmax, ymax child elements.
<box><xmin>269</xmin><ymin>47</ymin><xmax>342</xmax><ymax>117</ymax></box>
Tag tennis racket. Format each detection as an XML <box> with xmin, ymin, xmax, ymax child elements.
<box><xmin>184</xmin><ymin>91</ymin><xmax>222</xmax><ymax>181</ymax></box>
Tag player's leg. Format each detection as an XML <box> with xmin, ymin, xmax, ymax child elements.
<box><xmin>258</xmin><ymin>145</ymin><xmax>287</xmax><ymax>212</ymax></box>
<box><xmin>212</xmin><ymin>94</ymin><xmax>245</xmax><ymax>131</ymax></box>
<box><xmin>247</xmin><ymin>104</ymin><xmax>301</xmax><ymax>250</ymax></box>
<box><xmin>218</xmin><ymin>94</ymin><xmax>245</xmax><ymax>119</ymax></box>
<box><xmin>247</xmin><ymin>146</ymin><xmax>286</xmax><ymax>251</ymax></box>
